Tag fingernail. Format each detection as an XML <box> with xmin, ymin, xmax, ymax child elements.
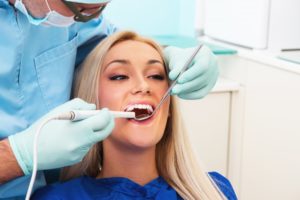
<box><xmin>169</xmin><ymin>71</ymin><xmax>177</xmax><ymax>80</ymax></box>
<box><xmin>171</xmin><ymin>87</ymin><xmax>179</xmax><ymax>95</ymax></box>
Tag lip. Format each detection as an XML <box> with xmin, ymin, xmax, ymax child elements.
<box><xmin>128</xmin><ymin>115</ymin><xmax>155</xmax><ymax>125</ymax></box>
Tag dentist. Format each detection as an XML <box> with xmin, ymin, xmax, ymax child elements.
<box><xmin>0</xmin><ymin>0</ymin><xmax>218</xmax><ymax>199</ymax></box>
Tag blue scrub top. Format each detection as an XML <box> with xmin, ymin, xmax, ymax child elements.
<box><xmin>32</xmin><ymin>172</ymin><xmax>238</xmax><ymax>200</ymax></box>
<box><xmin>0</xmin><ymin>0</ymin><xmax>117</xmax><ymax>198</ymax></box>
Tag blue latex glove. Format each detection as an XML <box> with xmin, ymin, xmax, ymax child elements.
<box><xmin>8</xmin><ymin>98</ymin><xmax>114</xmax><ymax>175</ymax></box>
<box><xmin>164</xmin><ymin>45</ymin><xmax>219</xmax><ymax>99</ymax></box>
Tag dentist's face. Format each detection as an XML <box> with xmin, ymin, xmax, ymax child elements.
<box><xmin>98</xmin><ymin>40</ymin><xmax>170</xmax><ymax>150</ymax></box>
<box><xmin>50</xmin><ymin>1</ymin><xmax>108</xmax><ymax>17</ymax></box>
<box><xmin>11</xmin><ymin>0</ymin><xmax>107</xmax><ymax>19</ymax></box>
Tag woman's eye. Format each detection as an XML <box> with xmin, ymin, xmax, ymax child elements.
<box><xmin>109</xmin><ymin>75</ymin><xmax>128</xmax><ymax>81</ymax></box>
<box><xmin>148</xmin><ymin>74</ymin><xmax>165</xmax><ymax>80</ymax></box>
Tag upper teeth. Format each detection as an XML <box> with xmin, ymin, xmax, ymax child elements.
<box><xmin>125</xmin><ymin>104</ymin><xmax>153</xmax><ymax>112</ymax></box>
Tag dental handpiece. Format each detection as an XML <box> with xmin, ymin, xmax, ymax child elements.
<box><xmin>25</xmin><ymin>110</ymin><xmax>134</xmax><ymax>200</ymax></box>
<box><xmin>57</xmin><ymin>110</ymin><xmax>135</xmax><ymax>121</ymax></box>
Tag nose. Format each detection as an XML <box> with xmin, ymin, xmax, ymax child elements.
<box><xmin>131</xmin><ymin>77</ymin><xmax>151</xmax><ymax>95</ymax></box>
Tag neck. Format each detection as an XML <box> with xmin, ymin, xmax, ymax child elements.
<box><xmin>98</xmin><ymin>140</ymin><xmax>158</xmax><ymax>186</ymax></box>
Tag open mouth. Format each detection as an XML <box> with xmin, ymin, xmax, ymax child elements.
<box><xmin>124</xmin><ymin>104</ymin><xmax>154</xmax><ymax>120</ymax></box>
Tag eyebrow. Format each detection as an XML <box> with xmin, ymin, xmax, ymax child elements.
<box><xmin>104</xmin><ymin>59</ymin><xmax>164</xmax><ymax>71</ymax></box>
<box><xmin>148</xmin><ymin>59</ymin><xmax>163</xmax><ymax>65</ymax></box>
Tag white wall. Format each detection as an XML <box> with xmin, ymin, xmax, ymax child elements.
<box><xmin>103</xmin><ymin>0</ymin><xmax>196</xmax><ymax>37</ymax></box>
<box><xmin>194</xmin><ymin>0</ymin><xmax>205</xmax><ymax>35</ymax></box>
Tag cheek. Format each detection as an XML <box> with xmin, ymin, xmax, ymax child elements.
<box><xmin>152</xmin><ymin>81</ymin><xmax>169</xmax><ymax>96</ymax></box>
<box><xmin>160</xmin><ymin>98</ymin><xmax>170</xmax><ymax>126</ymax></box>
<box><xmin>98</xmin><ymin>81</ymin><xmax>123</xmax><ymax>109</ymax></box>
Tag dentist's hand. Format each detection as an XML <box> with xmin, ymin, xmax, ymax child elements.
<box><xmin>164</xmin><ymin>45</ymin><xmax>219</xmax><ymax>99</ymax></box>
<box><xmin>8</xmin><ymin>98</ymin><xmax>114</xmax><ymax>175</ymax></box>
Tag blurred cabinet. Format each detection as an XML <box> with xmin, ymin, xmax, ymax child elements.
<box><xmin>203</xmin><ymin>0</ymin><xmax>300</xmax><ymax>51</ymax></box>
<box><xmin>218</xmin><ymin>52</ymin><xmax>300</xmax><ymax>200</ymax></box>
<box><xmin>179</xmin><ymin>49</ymin><xmax>300</xmax><ymax>199</ymax></box>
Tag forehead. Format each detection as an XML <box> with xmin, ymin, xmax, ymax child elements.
<box><xmin>106</xmin><ymin>40</ymin><xmax>162</xmax><ymax>60</ymax></box>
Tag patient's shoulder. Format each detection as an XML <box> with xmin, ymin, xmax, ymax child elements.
<box><xmin>208</xmin><ymin>171</ymin><xmax>238</xmax><ymax>200</ymax></box>
<box><xmin>32</xmin><ymin>176</ymin><xmax>85</xmax><ymax>200</ymax></box>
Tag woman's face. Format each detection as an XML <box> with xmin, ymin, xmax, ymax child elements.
<box><xmin>98</xmin><ymin>40</ymin><xmax>170</xmax><ymax>150</ymax></box>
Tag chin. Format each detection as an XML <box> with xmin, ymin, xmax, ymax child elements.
<box><xmin>128</xmin><ymin>137</ymin><xmax>158</xmax><ymax>149</ymax></box>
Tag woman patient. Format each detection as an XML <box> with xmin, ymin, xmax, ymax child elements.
<box><xmin>33</xmin><ymin>31</ymin><xmax>237</xmax><ymax>199</ymax></box>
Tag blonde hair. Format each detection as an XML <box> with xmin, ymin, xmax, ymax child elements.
<box><xmin>61</xmin><ymin>31</ymin><xmax>224</xmax><ymax>200</ymax></box>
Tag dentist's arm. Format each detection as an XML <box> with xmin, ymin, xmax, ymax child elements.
<box><xmin>6</xmin><ymin>98</ymin><xmax>114</xmax><ymax>176</ymax></box>
<box><xmin>0</xmin><ymin>139</ymin><xmax>24</xmax><ymax>183</ymax></box>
